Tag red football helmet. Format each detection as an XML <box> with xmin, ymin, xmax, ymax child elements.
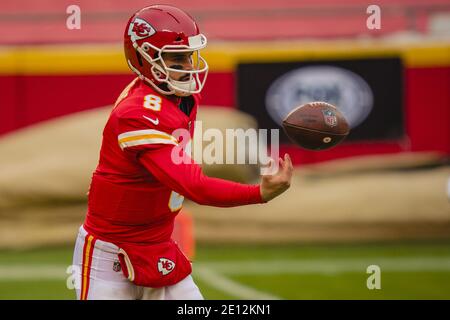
<box><xmin>124</xmin><ymin>5</ymin><xmax>208</xmax><ymax>96</ymax></box>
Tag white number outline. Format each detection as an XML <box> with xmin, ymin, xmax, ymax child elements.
<box><xmin>143</xmin><ymin>94</ymin><xmax>162</xmax><ymax>111</ymax></box>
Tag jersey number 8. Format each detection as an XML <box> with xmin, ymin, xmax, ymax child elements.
<box><xmin>143</xmin><ymin>94</ymin><xmax>162</xmax><ymax>111</ymax></box>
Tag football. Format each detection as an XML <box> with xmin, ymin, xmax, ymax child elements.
<box><xmin>282</xmin><ymin>102</ymin><xmax>350</xmax><ymax>150</ymax></box>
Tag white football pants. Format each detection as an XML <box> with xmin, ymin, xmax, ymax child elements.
<box><xmin>71</xmin><ymin>225</ymin><xmax>203</xmax><ymax>300</ymax></box>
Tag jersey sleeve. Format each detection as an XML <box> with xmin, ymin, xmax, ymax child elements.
<box><xmin>137</xmin><ymin>145</ymin><xmax>265</xmax><ymax>207</ymax></box>
<box><xmin>116</xmin><ymin>108</ymin><xmax>178</xmax><ymax>157</ymax></box>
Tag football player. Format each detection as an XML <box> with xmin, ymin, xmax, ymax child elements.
<box><xmin>72</xmin><ymin>4</ymin><xmax>293</xmax><ymax>300</ymax></box>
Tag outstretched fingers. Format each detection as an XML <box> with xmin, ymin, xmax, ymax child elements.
<box><xmin>284</xmin><ymin>153</ymin><xmax>293</xmax><ymax>172</ymax></box>
<box><xmin>280</xmin><ymin>154</ymin><xmax>292</xmax><ymax>173</ymax></box>
<box><xmin>280</xmin><ymin>154</ymin><xmax>293</xmax><ymax>186</ymax></box>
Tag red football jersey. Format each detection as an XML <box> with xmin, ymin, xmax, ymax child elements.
<box><xmin>84</xmin><ymin>79</ymin><xmax>263</xmax><ymax>244</ymax></box>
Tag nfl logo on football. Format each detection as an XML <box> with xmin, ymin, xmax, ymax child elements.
<box><xmin>323</xmin><ymin>109</ymin><xmax>338</xmax><ymax>127</ymax></box>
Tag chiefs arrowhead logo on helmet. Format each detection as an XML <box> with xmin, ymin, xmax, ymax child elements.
<box><xmin>128</xmin><ymin>18</ymin><xmax>155</xmax><ymax>40</ymax></box>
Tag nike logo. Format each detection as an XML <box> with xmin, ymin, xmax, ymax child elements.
<box><xmin>143</xmin><ymin>115</ymin><xmax>159</xmax><ymax>125</ymax></box>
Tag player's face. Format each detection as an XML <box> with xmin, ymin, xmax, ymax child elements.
<box><xmin>161</xmin><ymin>52</ymin><xmax>194</xmax><ymax>82</ymax></box>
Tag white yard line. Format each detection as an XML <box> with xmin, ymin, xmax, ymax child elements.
<box><xmin>0</xmin><ymin>265</ymin><xmax>68</xmax><ymax>280</ymax></box>
<box><xmin>194</xmin><ymin>265</ymin><xmax>281</xmax><ymax>300</ymax></box>
<box><xmin>1</xmin><ymin>257</ymin><xmax>450</xmax><ymax>280</ymax></box>
<box><xmin>197</xmin><ymin>257</ymin><xmax>450</xmax><ymax>275</ymax></box>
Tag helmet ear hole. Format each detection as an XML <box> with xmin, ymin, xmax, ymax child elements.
<box><xmin>150</xmin><ymin>65</ymin><xmax>165</xmax><ymax>81</ymax></box>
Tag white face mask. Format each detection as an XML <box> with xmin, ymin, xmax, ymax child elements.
<box><xmin>160</xmin><ymin>50</ymin><xmax>208</xmax><ymax>96</ymax></box>
<box><xmin>130</xmin><ymin>34</ymin><xmax>209</xmax><ymax>96</ymax></box>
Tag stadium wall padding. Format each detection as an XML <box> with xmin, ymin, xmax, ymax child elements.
<box><xmin>0</xmin><ymin>41</ymin><xmax>449</xmax><ymax>164</ymax></box>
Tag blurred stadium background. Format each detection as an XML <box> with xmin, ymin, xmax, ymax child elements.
<box><xmin>0</xmin><ymin>0</ymin><xmax>449</xmax><ymax>299</ymax></box>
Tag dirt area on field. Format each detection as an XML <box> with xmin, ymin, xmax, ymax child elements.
<box><xmin>186</xmin><ymin>163</ymin><xmax>450</xmax><ymax>244</ymax></box>
<box><xmin>0</xmin><ymin>158</ymin><xmax>448</xmax><ymax>249</ymax></box>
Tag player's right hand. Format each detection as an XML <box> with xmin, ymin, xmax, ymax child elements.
<box><xmin>260</xmin><ymin>153</ymin><xmax>293</xmax><ymax>202</ymax></box>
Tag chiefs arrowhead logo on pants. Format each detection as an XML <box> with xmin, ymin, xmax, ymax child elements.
<box><xmin>158</xmin><ymin>258</ymin><xmax>175</xmax><ymax>275</ymax></box>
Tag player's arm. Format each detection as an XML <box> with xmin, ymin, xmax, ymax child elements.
<box><xmin>116</xmin><ymin>103</ymin><xmax>292</xmax><ymax>206</ymax></box>
<box><xmin>137</xmin><ymin>145</ymin><xmax>293</xmax><ymax>206</ymax></box>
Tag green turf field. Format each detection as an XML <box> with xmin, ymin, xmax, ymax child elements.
<box><xmin>0</xmin><ymin>242</ymin><xmax>449</xmax><ymax>300</ymax></box>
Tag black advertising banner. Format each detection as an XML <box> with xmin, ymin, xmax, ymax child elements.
<box><xmin>237</xmin><ymin>57</ymin><xmax>404</xmax><ymax>143</ymax></box>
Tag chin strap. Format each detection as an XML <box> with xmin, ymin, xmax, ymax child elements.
<box><xmin>168</xmin><ymin>78</ymin><xmax>197</xmax><ymax>97</ymax></box>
